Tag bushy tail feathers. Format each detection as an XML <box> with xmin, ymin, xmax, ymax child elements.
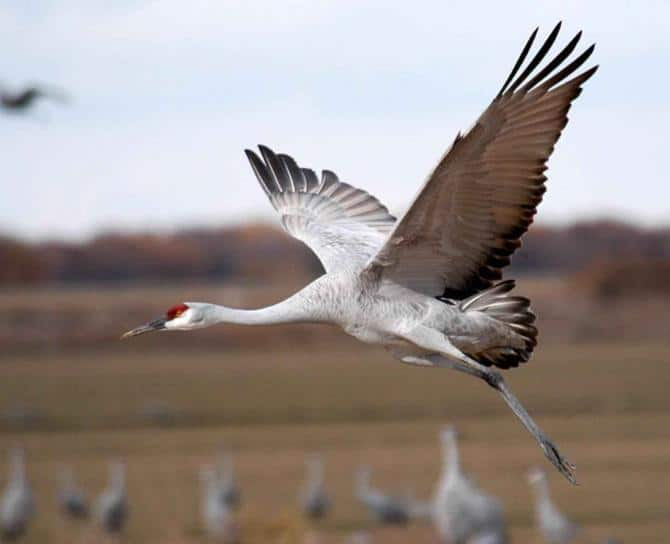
<box><xmin>459</xmin><ymin>280</ymin><xmax>537</xmax><ymax>369</ymax></box>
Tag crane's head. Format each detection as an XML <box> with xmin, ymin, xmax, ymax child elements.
<box><xmin>121</xmin><ymin>303</ymin><xmax>208</xmax><ymax>338</ymax></box>
<box><xmin>440</xmin><ymin>424</ymin><xmax>458</xmax><ymax>443</ymax></box>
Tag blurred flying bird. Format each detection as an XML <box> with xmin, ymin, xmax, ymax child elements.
<box><xmin>95</xmin><ymin>461</ymin><xmax>128</xmax><ymax>534</ymax></box>
<box><xmin>0</xmin><ymin>449</ymin><xmax>34</xmax><ymax>541</ymax></box>
<box><xmin>57</xmin><ymin>466</ymin><xmax>88</xmax><ymax>520</ymax></box>
<box><xmin>299</xmin><ymin>454</ymin><xmax>331</xmax><ymax>520</ymax></box>
<box><xmin>216</xmin><ymin>453</ymin><xmax>241</xmax><ymax>510</ymax></box>
<box><xmin>200</xmin><ymin>465</ymin><xmax>239</xmax><ymax>543</ymax></box>
<box><xmin>123</xmin><ymin>23</ymin><xmax>597</xmax><ymax>483</ymax></box>
<box><xmin>0</xmin><ymin>83</ymin><xmax>67</xmax><ymax>112</ymax></box>
<box><xmin>433</xmin><ymin>426</ymin><xmax>507</xmax><ymax>544</ymax></box>
<box><xmin>355</xmin><ymin>467</ymin><xmax>410</xmax><ymax>525</ymax></box>
<box><xmin>528</xmin><ymin>467</ymin><xmax>578</xmax><ymax>544</ymax></box>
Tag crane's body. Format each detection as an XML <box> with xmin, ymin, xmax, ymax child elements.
<box><xmin>216</xmin><ymin>454</ymin><xmax>240</xmax><ymax>510</ymax></box>
<box><xmin>58</xmin><ymin>466</ymin><xmax>88</xmax><ymax>520</ymax></box>
<box><xmin>528</xmin><ymin>468</ymin><xmax>578</xmax><ymax>544</ymax></box>
<box><xmin>200</xmin><ymin>465</ymin><xmax>239</xmax><ymax>543</ymax></box>
<box><xmin>355</xmin><ymin>467</ymin><xmax>410</xmax><ymax>525</ymax></box>
<box><xmin>95</xmin><ymin>462</ymin><xmax>128</xmax><ymax>534</ymax></box>
<box><xmin>124</xmin><ymin>23</ymin><xmax>597</xmax><ymax>484</ymax></box>
<box><xmin>300</xmin><ymin>455</ymin><xmax>331</xmax><ymax>519</ymax></box>
<box><xmin>433</xmin><ymin>427</ymin><xmax>507</xmax><ymax>544</ymax></box>
<box><xmin>0</xmin><ymin>449</ymin><xmax>34</xmax><ymax>541</ymax></box>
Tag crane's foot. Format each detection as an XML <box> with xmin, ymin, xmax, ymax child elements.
<box><xmin>539</xmin><ymin>433</ymin><xmax>577</xmax><ymax>485</ymax></box>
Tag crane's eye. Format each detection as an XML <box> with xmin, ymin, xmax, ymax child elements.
<box><xmin>166</xmin><ymin>303</ymin><xmax>189</xmax><ymax>321</ymax></box>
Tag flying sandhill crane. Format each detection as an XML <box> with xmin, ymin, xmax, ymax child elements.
<box><xmin>0</xmin><ymin>83</ymin><xmax>67</xmax><ymax>112</ymax></box>
<box><xmin>123</xmin><ymin>23</ymin><xmax>597</xmax><ymax>483</ymax></box>
<box><xmin>433</xmin><ymin>426</ymin><xmax>507</xmax><ymax>544</ymax></box>
<box><xmin>216</xmin><ymin>454</ymin><xmax>241</xmax><ymax>510</ymax></box>
<box><xmin>355</xmin><ymin>467</ymin><xmax>409</xmax><ymax>525</ymax></box>
<box><xmin>57</xmin><ymin>466</ymin><xmax>88</xmax><ymax>519</ymax></box>
<box><xmin>0</xmin><ymin>449</ymin><xmax>34</xmax><ymax>541</ymax></box>
<box><xmin>200</xmin><ymin>465</ymin><xmax>239</xmax><ymax>543</ymax></box>
<box><xmin>95</xmin><ymin>461</ymin><xmax>128</xmax><ymax>534</ymax></box>
<box><xmin>299</xmin><ymin>454</ymin><xmax>331</xmax><ymax>520</ymax></box>
<box><xmin>528</xmin><ymin>467</ymin><xmax>578</xmax><ymax>544</ymax></box>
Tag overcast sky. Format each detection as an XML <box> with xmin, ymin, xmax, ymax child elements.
<box><xmin>1</xmin><ymin>1</ymin><xmax>668</xmax><ymax>241</ymax></box>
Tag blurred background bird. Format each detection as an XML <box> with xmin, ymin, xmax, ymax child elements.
<box><xmin>0</xmin><ymin>449</ymin><xmax>34</xmax><ymax>541</ymax></box>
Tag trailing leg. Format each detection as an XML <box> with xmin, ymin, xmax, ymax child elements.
<box><xmin>398</xmin><ymin>329</ymin><xmax>576</xmax><ymax>484</ymax></box>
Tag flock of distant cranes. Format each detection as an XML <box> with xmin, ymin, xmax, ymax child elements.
<box><xmin>1</xmin><ymin>427</ymin><xmax>621</xmax><ymax>543</ymax></box>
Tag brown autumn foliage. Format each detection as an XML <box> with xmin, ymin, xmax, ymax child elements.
<box><xmin>1</xmin><ymin>223</ymin><xmax>322</xmax><ymax>286</ymax></box>
<box><xmin>0</xmin><ymin>236</ymin><xmax>45</xmax><ymax>284</ymax></box>
<box><xmin>1</xmin><ymin>219</ymin><xmax>669</xmax><ymax>287</ymax></box>
<box><xmin>572</xmin><ymin>258</ymin><xmax>670</xmax><ymax>298</ymax></box>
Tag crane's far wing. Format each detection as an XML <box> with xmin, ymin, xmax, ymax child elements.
<box><xmin>365</xmin><ymin>23</ymin><xmax>597</xmax><ymax>299</ymax></box>
<box><xmin>245</xmin><ymin>146</ymin><xmax>396</xmax><ymax>273</ymax></box>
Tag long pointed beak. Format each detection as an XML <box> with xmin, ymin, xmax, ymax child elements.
<box><xmin>121</xmin><ymin>318</ymin><xmax>167</xmax><ymax>339</ymax></box>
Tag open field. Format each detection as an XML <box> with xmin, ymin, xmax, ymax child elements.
<box><xmin>1</xmin><ymin>340</ymin><xmax>669</xmax><ymax>543</ymax></box>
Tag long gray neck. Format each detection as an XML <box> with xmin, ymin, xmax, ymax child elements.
<box><xmin>531</xmin><ymin>475</ymin><xmax>551</xmax><ymax>506</ymax></box>
<box><xmin>206</xmin><ymin>293</ymin><xmax>315</xmax><ymax>326</ymax></box>
<box><xmin>110</xmin><ymin>462</ymin><xmax>125</xmax><ymax>493</ymax></box>
<box><xmin>307</xmin><ymin>457</ymin><xmax>323</xmax><ymax>485</ymax></box>
<box><xmin>9</xmin><ymin>449</ymin><xmax>25</xmax><ymax>486</ymax></box>
<box><xmin>442</xmin><ymin>433</ymin><xmax>461</xmax><ymax>478</ymax></box>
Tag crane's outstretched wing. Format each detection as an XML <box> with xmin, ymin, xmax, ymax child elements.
<box><xmin>245</xmin><ymin>146</ymin><xmax>396</xmax><ymax>272</ymax></box>
<box><xmin>365</xmin><ymin>23</ymin><xmax>597</xmax><ymax>299</ymax></box>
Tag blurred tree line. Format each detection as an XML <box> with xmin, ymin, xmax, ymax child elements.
<box><xmin>1</xmin><ymin>220</ymin><xmax>669</xmax><ymax>287</ymax></box>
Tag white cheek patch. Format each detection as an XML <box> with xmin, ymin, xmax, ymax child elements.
<box><xmin>165</xmin><ymin>309</ymin><xmax>194</xmax><ymax>330</ymax></box>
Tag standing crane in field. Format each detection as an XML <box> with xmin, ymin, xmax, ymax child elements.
<box><xmin>200</xmin><ymin>465</ymin><xmax>239</xmax><ymax>543</ymax></box>
<box><xmin>216</xmin><ymin>454</ymin><xmax>241</xmax><ymax>510</ymax></box>
<box><xmin>527</xmin><ymin>467</ymin><xmax>578</xmax><ymax>544</ymax></box>
<box><xmin>123</xmin><ymin>23</ymin><xmax>597</xmax><ymax>483</ymax></box>
<box><xmin>0</xmin><ymin>449</ymin><xmax>34</xmax><ymax>541</ymax></box>
<box><xmin>299</xmin><ymin>454</ymin><xmax>331</xmax><ymax>520</ymax></box>
<box><xmin>355</xmin><ymin>467</ymin><xmax>410</xmax><ymax>525</ymax></box>
<box><xmin>57</xmin><ymin>466</ymin><xmax>89</xmax><ymax>520</ymax></box>
<box><xmin>95</xmin><ymin>461</ymin><xmax>128</xmax><ymax>534</ymax></box>
<box><xmin>433</xmin><ymin>426</ymin><xmax>507</xmax><ymax>544</ymax></box>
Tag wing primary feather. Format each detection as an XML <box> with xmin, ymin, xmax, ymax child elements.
<box><xmin>302</xmin><ymin>168</ymin><xmax>320</xmax><ymax>192</ymax></box>
<box><xmin>497</xmin><ymin>26</ymin><xmax>538</xmax><ymax>97</ymax></box>
<box><xmin>506</xmin><ymin>21</ymin><xmax>562</xmax><ymax>94</ymax></box>
<box><xmin>279</xmin><ymin>154</ymin><xmax>304</xmax><ymax>192</ymax></box>
<box><xmin>244</xmin><ymin>149</ymin><xmax>273</xmax><ymax>197</ymax></box>
<box><xmin>258</xmin><ymin>145</ymin><xmax>291</xmax><ymax>192</ymax></box>
<box><xmin>539</xmin><ymin>45</ymin><xmax>597</xmax><ymax>91</ymax></box>
<box><xmin>520</xmin><ymin>31</ymin><xmax>582</xmax><ymax>92</ymax></box>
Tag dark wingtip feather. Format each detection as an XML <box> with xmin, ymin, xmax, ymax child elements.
<box><xmin>497</xmin><ymin>26</ymin><xmax>539</xmax><ymax>97</ymax></box>
<box><xmin>506</xmin><ymin>22</ymin><xmax>563</xmax><ymax>95</ymax></box>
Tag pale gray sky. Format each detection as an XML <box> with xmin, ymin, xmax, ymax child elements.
<box><xmin>1</xmin><ymin>1</ymin><xmax>668</xmax><ymax>241</ymax></box>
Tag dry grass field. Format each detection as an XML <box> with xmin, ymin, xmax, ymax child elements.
<box><xmin>0</xmin><ymin>281</ymin><xmax>669</xmax><ymax>543</ymax></box>
<box><xmin>0</xmin><ymin>341</ymin><xmax>669</xmax><ymax>543</ymax></box>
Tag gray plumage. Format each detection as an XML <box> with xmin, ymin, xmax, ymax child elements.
<box><xmin>57</xmin><ymin>466</ymin><xmax>88</xmax><ymax>520</ymax></box>
<box><xmin>95</xmin><ymin>461</ymin><xmax>128</xmax><ymax>534</ymax></box>
<box><xmin>216</xmin><ymin>454</ymin><xmax>240</xmax><ymax>510</ymax></box>
<box><xmin>200</xmin><ymin>465</ymin><xmax>239</xmax><ymax>543</ymax></box>
<box><xmin>433</xmin><ymin>426</ymin><xmax>507</xmax><ymax>544</ymax></box>
<box><xmin>0</xmin><ymin>449</ymin><xmax>34</xmax><ymax>541</ymax></box>
<box><xmin>299</xmin><ymin>455</ymin><xmax>331</xmax><ymax>520</ymax></box>
<box><xmin>355</xmin><ymin>467</ymin><xmax>410</xmax><ymax>525</ymax></box>
<box><xmin>528</xmin><ymin>467</ymin><xmax>578</xmax><ymax>544</ymax></box>
<box><xmin>124</xmin><ymin>23</ymin><xmax>597</xmax><ymax>484</ymax></box>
